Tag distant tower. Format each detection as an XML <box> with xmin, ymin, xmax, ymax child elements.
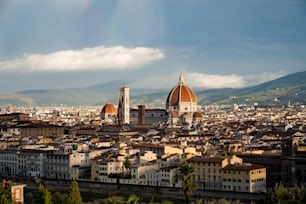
<box><xmin>118</xmin><ymin>87</ymin><xmax>130</xmax><ymax>125</ymax></box>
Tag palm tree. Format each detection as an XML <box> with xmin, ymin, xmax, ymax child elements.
<box><xmin>177</xmin><ymin>163</ymin><xmax>198</xmax><ymax>204</ymax></box>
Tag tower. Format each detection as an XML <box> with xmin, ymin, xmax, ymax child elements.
<box><xmin>118</xmin><ymin>87</ymin><xmax>130</xmax><ymax>125</ymax></box>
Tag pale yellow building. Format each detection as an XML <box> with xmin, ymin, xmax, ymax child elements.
<box><xmin>223</xmin><ymin>163</ymin><xmax>266</xmax><ymax>193</ymax></box>
<box><xmin>187</xmin><ymin>155</ymin><xmax>242</xmax><ymax>190</ymax></box>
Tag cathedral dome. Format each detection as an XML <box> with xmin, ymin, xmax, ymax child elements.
<box><xmin>101</xmin><ymin>103</ymin><xmax>117</xmax><ymax>114</ymax></box>
<box><xmin>166</xmin><ymin>74</ymin><xmax>197</xmax><ymax>106</ymax></box>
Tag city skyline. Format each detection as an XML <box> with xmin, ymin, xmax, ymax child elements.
<box><xmin>0</xmin><ymin>0</ymin><xmax>306</xmax><ymax>94</ymax></box>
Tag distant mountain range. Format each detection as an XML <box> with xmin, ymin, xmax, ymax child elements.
<box><xmin>196</xmin><ymin>71</ymin><xmax>306</xmax><ymax>106</ymax></box>
<box><xmin>0</xmin><ymin>71</ymin><xmax>305</xmax><ymax>107</ymax></box>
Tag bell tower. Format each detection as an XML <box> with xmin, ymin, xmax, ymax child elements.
<box><xmin>118</xmin><ymin>87</ymin><xmax>130</xmax><ymax>125</ymax></box>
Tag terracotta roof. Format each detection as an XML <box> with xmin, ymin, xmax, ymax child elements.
<box><xmin>193</xmin><ymin>112</ymin><xmax>203</xmax><ymax>118</ymax></box>
<box><xmin>223</xmin><ymin>163</ymin><xmax>265</xmax><ymax>171</ymax></box>
<box><xmin>187</xmin><ymin>156</ymin><xmax>226</xmax><ymax>163</ymax></box>
<box><xmin>167</xmin><ymin>85</ymin><xmax>197</xmax><ymax>104</ymax></box>
<box><xmin>166</xmin><ymin>74</ymin><xmax>197</xmax><ymax>105</ymax></box>
<box><xmin>132</xmin><ymin>143</ymin><xmax>164</xmax><ymax>149</ymax></box>
<box><xmin>102</xmin><ymin>103</ymin><xmax>117</xmax><ymax>114</ymax></box>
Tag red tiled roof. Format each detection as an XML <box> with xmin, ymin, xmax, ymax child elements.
<box><xmin>187</xmin><ymin>156</ymin><xmax>226</xmax><ymax>163</ymax></box>
<box><xmin>223</xmin><ymin>163</ymin><xmax>265</xmax><ymax>171</ymax></box>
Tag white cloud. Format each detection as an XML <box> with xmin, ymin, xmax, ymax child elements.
<box><xmin>0</xmin><ymin>46</ymin><xmax>165</xmax><ymax>72</ymax></box>
<box><xmin>185</xmin><ymin>71</ymin><xmax>286</xmax><ymax>89</ymax></box>
<box><xmin>242</xmin><ymin>71</ymin><xmax>286</xmax><ymax>86</ymax></box>
<box><xmin>130</xmin><ymin>71</ymin><xmax>286</xmax><ymax>90</ymax></box>
<box><xmin>185</xmin><ymin>73</ymin><xmax>246</xmax><ymax>89</ymax></box>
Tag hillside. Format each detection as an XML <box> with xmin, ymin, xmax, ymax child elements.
<box><xmin>197</xmin><ymin>71</ymin><xmax>306</xmax><ymax>105</ymax></box>
<box><xmin>0</xmin><ymin>71</ymin><xmax>305</xmax><ymax>106</ymax></box>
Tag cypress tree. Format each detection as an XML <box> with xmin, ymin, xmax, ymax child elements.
<box><xmin>68</xmin><ymin>180</ymin><xmax>83</xmax><ymax>204</ymax></box>
<box><xmin>35</xmin><ymin>183</ymin><xmax>52</xmax><ymax>204</ymax></box>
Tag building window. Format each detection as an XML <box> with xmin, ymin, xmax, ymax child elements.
<box><xmin>15</xmin><ymin>189</ymin><xmax>21</xmax><ymax>199</ymax></box>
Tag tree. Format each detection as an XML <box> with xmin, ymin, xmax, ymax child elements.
<box><xmin>0</xmin><ymin>188</ymin><xmax>13</xmax><ymax>204</ymax></box>
<box><xmin>265</xmin><ymin>183</ymin><xmax>306</xmax><ymax>204</ymax></box>
<box><xmin>25</xmin><ymin>192</ymin><xmax>35</xmax><ymax>204</ymax></box>
<box><xmin>177</xmin><ymin>163</ymin><xmax>198</xmax><ymax>204</ymax></box>
<box><xmin>124</xmin><ymin>156</ymin><xmax>131</xmax><ymax>172</ymax></box>
<box><xmin>126</xmin><ymin>194</ymin><xmax>142</xmax><ymax>204</ymax></box>
<box><xmin>35</xmin><ymin>183</ymin><xmax>52</xmax><ymax>204</ymax></box>
<box><xmin>101</xmin><ymin>195</ymin><xmax>125</xmax><ymax>204</ymax></box>
<box><xmin>52</xmin><ymin>191</ymin><xmax>68</xmax><ymax>204</ymax></box>
<box><xmin>68</xmin><ymin>180</ymin><xmax>83</xmax><ymax>204</ymax></box>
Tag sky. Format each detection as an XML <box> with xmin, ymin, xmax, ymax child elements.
<box><xmin>0</xmin><ymin>0</ymin><xmax>306</xmax><ymax>94</ymax></box>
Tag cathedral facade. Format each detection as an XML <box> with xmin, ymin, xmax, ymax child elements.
<box><xmin>166</xmin><ymin>73</ymin><xmax>202</xmax><ymax>128</ymax></box>
<box><xmin>101</xmin><ymin>74</ymin><xmax>202</xmax><ymax>128</ymax></box>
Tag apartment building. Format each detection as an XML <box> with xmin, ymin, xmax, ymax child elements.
<box><xmin>0</xmin><ymin>148</ymin><xmax>54</xmax><ymax>179</ymax></box>
<box><xmin>45</xmin><ymin>145</ymin><xmax>91</xmax><ymax>180</ymax></box>
<box><xmin>131</xmin><ymin>163</ymin><xmax>159</xmax><ymax>182</ymax></box>
<box><xmin>0</xmin><ymin>113</ymin><xmax>29</xmax><ymax>122</ymax></box>
<box><xmin>223</xmin><ymin>163</ymin><xmax>266</xmax><ymax>193</ymax></box>
<box><xmin>159</xmin><ymin>165</ymin><xmax>178</xmax><ymax>187</ymax></box>
<box><xmin>7</xmin><ymin>123</ymin><xmax>65</xmax><ymax>138</ymax></box>
<box><xmin>24</xmin><ymin>149</ymin><xmax>49</xmax><ymax>178</ymax></box>
<box><xmin>96</xmin><ymin>159</ymin><xmax>125</xmax><ymax>182</ymax></box>
<box><xmin>187</xmin><ymin>156</ymin><xmax>243</xmax><ymax>190</ymax></box>
<box><xmin>143</xmin><ymin>164</ymin><xmax>178</xmax><ymax>187</ymax></box>
<box><xmin>0</xmin><ymin>150</ymin><xmax>18</xmax><ymax>177</ymax></box>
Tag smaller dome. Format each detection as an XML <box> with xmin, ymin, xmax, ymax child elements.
<box><xmin>102</xmin><ymin>103</ymin><xmax>117</xmax><ymax>114</ymax></box>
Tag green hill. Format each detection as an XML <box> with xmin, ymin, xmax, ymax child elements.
<box><xmin>197</xmin><ymin>71</ymin><xmax>306</xmax><ymax>105</ymax></box>
<box><xmin>0</xmin><ymin>71</ymin><xmax>305</xmax><ymax>106</ymax></box>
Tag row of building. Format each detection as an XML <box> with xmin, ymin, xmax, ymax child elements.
<box><xmin>0</xmin><ymin>142</ymin><xmax>266</xmax><ymax>193</ymax></box>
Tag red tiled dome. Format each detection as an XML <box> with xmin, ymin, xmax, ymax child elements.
<box><xmin>102</xmin><ymin>103</ymin><xmax>117</xmax><ymax>114</ymax></box>
<box><xmin>166</xmin><ymin>74</ymin><xmax>197</xmax><ymax>105</ymax></box>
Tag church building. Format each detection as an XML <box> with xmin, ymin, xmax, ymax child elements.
<box><xmin>100</xmin><ymin>73</ymin><xmax>202</xmax><ymax>129</ymax></box>
<box><xmin>166</xmin><ymin>73</ymin><xmax>202</xmax><ymax>128</ymax></box>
